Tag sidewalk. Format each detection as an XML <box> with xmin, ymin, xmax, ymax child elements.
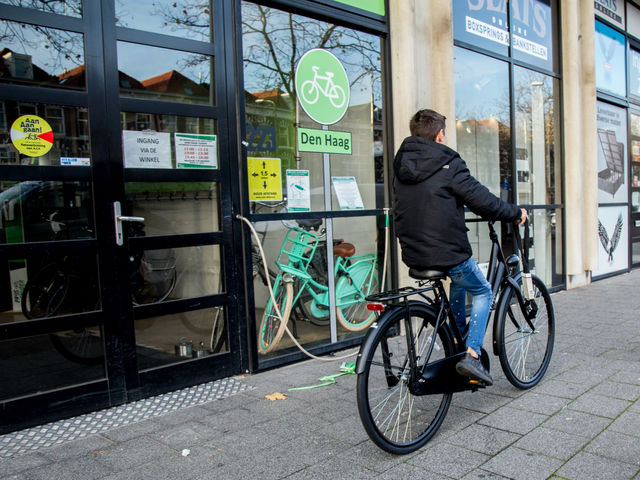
<box><xmin>1</xmin><ymin>270</ymin><xmax>640</xmax><ymax>480</ymax></box>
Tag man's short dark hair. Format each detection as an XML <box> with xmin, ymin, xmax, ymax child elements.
<box><xmin>410</xmin><ymin>109</ymin><xmax>446</xmax><ymax>141</ymax></box>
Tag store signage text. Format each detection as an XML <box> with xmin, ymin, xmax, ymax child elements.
<box><xmin>461</xmin><ymin>0</ymin><xmax>551</xmax><ymax>61</ymax></box>
<box><xmin>594</xmin><ymin>0</ymin><xmax>622</xmax><ymax>25</ymax></box>
<box><xmin>297</xmin><ymin>128</ymin><xmax>352</xmax><ymax>154</ymax></box>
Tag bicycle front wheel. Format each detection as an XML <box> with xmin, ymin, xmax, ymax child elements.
<box><xmin>258</xmin><ymin>276</ymin><xmax>294</xmax><ymax>354</ymax></box>
<box><xmin>495</xmin><ymin>274</ymin><xmax>554</xmax><ymax>389</ymax></box>
<box><xmin>357</xmin><ymin>304</ymin><xmax>454</xmax><ymax>454</ymax></box>
<box><xmin>336</xmin><ymin>263</ymin><xmax>379</xmax><ymax>331</ymax></box>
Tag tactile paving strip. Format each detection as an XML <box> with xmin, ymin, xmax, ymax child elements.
<box><xmin>0</xmin><ymin>376</ymin><xmax>253</xmax><ymax>458</ymax></box>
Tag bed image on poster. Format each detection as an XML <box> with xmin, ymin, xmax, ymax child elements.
<box><xmin>597</xmin><ymin>101</ymin><xmax>627</xmax><ymax>204</ymax></box>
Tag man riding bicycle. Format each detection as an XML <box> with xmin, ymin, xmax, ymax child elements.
<box><xmin>393</xmin><ymin>109</ymin><xmax>528</xmax><ymax>385</ymax></box>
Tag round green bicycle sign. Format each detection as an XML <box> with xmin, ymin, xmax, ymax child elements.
<box><xmin>295</xmin><ymin>49</ymin><xmax>350</xmax><ymax>126</ymax></box>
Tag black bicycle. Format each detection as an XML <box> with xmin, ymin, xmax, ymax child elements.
<box><xmin>356</xmin><ymin>220</ymin><xmax>554</xmax><ymax>454</ymax></box>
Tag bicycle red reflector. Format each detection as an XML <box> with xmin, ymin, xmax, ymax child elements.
<box><xmin>366</xmin><ymin>303</ymin><xmax>385</xmax><ymax>311</ymax></box>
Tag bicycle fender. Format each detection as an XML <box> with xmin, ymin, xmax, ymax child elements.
<box><xmin>355</xmin><ymin>301</ymin><xmax>437</xmax><ymax>375</ymax></box>
<box><xmin>492</xmin><ymin>272</ymin><xmax>523</xmax><ymax>356</ymax></box>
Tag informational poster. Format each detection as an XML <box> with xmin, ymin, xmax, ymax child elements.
<box><xmin>629</xmin><ymin>48</ymin><xmax>640</xmax><ymax>98</ymax></box>
<box><xmin>10</xmin><ymin>115</ymin><xmax>54</xmax><ymax>157</ymax></box>
<box><xmin>597</xmin><ymin>102</ymin><xmax>627</xmax><ymax>204</ymax></box>
<box><xmin>247</xmin><ymin>157</ymin><xmax>282</xmax><ymax>201</ymax></box>
<box><xmin>331</xmin><ymin>176</ymin><xmax>364</xmax><ymax>210</ymax></box>
<box><xmin>595</xmin><ymin>21</ymin><xmax>626</xmax><ymax>97</ymax></box>
<box><xmin>594</xmin><ymin>205</ymin><xmax>628</xmax><ymax>277</ymax></box>
<box><xmin>286</xmin><ymin>170</ymin><xmax>310</xmax><ymax>211</ymax></box>
<box><xmin>122</xmin><ymin>130</ymin><xmax>171</xmax><ymax>168</ymax></box>
<box><xmin>175</xmin><ymin>133</ymin><xmax>217</xmax><ymax>169</ymax></box>
<box><xmin>595</xmin><ymin>0</ymin><xmax>625</xmax><ymax>29</ymax></box>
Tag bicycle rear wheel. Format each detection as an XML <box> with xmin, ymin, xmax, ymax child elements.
<box><xmin>258</xmin><ymin>275</ymin><xmax>294</xmax><ymax>354</ymax></box>
<box><xmin>495</xmin><ymin>274</ymin><xmax>554</xmax><ymax>389</ymax></box>
<box><xmin>49</xmin><ymin>329</ymin><xmax>104</xmax><ymax>365</ymax></box>
<box><xmin>21</xmin><ymin>263</ymin><xmax>69</xmax><ymax>319</ymax></box>
<box><xmin>357</xmin><ymin>304</ymin><xmax>454</xmax><ymax>454</ymax></box>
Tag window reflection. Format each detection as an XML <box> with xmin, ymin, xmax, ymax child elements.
<box><xmin>0</xmin><ymin>0</ymin><xmax>82</xmax><ymax>17</ymax></box>
<box><xmin>454</xmin><ymin>47</ymin><xmax>510</xmax><ymax>198</ymax></box>
<box><xmin>117</xmin><ymin>42</ymin><xmax>214</xmax><ymax>105</ymax></box>
<box><xmin>524</xmin><ymin>208</ymin><xmax>563</xmax><ymax>287</ymax></box>
<box><xmin>514</xmin><ymin>67</ymin><xmax>561</xmax><ymax>206</ymax></box>
<box><xmin>116</xmin><ymin>0</ymin><xmax>213</xmax><ymax>42</ymax></box>
<box><xmin>0</xmin><ymin>20</ymin><xmax>85</xmax><ymax>89</ymax></box>
<box><xmin>0</xmin><ymin>180</ymin><xmax>94</xmax><ymax>244</ymax></box>
<box><xmin>242</xmin><ymin>3</ymin><xmax>383</xmax><ymax>213</ymax></box>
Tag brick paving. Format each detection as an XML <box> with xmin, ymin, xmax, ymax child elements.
<box><xmin>1</xmin><ymin>270</ymin><xmax>639</xmax><ymax>479</ymax></box>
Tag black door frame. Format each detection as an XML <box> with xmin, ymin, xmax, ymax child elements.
<box><xmin>0</xmin><ymin>0</ymin><xmax>246</xmax><ymax>433</ymax></box>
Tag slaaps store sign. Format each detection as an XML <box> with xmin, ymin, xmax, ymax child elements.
<box><xmin>454</xmin><ymin>0</ymin><xmax>553</xmax><ymax>70</ymax></box>
<box><xmin>594</xmin><ymin>0</ymin><xmax>625</xmax><ymax>29</ymax></box>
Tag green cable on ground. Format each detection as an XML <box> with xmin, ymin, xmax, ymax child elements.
<box><xmin>288</xmin><ymin>362</ymin><xmax>356</xmax><ymax>391</ymax></box>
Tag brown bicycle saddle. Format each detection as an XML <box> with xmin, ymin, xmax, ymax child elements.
<box><xmin>333</xmin><ymin>242</ymin><xmax>356</xmax><ymax>257</ymax></box>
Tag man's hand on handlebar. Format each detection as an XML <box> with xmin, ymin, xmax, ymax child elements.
<box><xmin>519</xmin><ymin>208</ymin><xmax>529</xmax><ymax>226</ymax></box>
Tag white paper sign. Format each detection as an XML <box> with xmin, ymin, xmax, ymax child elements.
<box><xmin>123</xmin><ymin>130</ymin><xmax>171</xmax><ymax>168</ymax></box>
<box><xmin>332</xmin><ymin>176</ymin><xmax>364</xmax><ymax>210</ymax></box>
<box><xmin>286</xmin><ymin>170</ymin><xmax>310</xmax><ymax>211</ymax></box>
<box><xmin>175</xmin><ymin>133</ymin><xmax>217</xmax><ymax>169</ymax></box>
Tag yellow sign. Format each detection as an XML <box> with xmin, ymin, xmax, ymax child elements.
<box><xmin>10</xmin><ymin>115</ymin><xmax>54</xmax><ymax>157</ymax></box>
<box><xmin>248</xmin><ymin>157</ymin><xmax>282</xmax><ymax>201</ymax></box>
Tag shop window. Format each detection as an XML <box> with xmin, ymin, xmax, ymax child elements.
<box><xmin>115</xmin><ymin>0</ymin><xmax>214</xmax><ymax>42</ymax></box>
<box><xmin>0</xmin><ymin>20</ymin><xmax>85</xmax><ymax>89</ymax></box>
<box><xmin>513</xmin><ymin>67</ymin><xmax>561</xmax><ymax>206</ymax></box>
<box><xmin>116</xmin><ymin>42</ymin><xmax>214</xmax><ymax>105</ymax></box>
<box><xmin>629</xmin><ymin>2</ymin><xmax>640</xmax><ymax>39</ymax></box>
<box><xmin>595</xmin><ymin>21</ymin><xmax>626</xmax><ymax>98</ymax></box>
<box><xmin>242</xmin><ymin>3</ymin><xmax>384</xmax><ymax>213</ymax></box>
<box><xmin>124</xmin><ymin>181</ymin><xmax>221</xmax><ymax>235</ymax></box>
<box><xmin>0</xmin><ymin>0</ymin><xmax>82</xmax><ymax>17</ymax></box>
<box><xmin>121</xmin><ymin>112</ymin><xmax>217</xmax><ymax>169</ymax></box>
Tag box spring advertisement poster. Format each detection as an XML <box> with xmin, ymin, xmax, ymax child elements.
<box><xmin>597</xmin><ymin>102</ymin><xmax>627</xmax><ymax>204</ymax></box>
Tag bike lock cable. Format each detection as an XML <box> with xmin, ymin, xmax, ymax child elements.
<box><xmin>236</xmin><ymin>213</ymin><xmax>390</xmax><ymax>362</ymax></box>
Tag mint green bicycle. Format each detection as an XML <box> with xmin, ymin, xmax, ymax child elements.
<box><xmin>258</xmin><ymin>222</ymin><xmax>379</xmax><ymax>354</ymax></box>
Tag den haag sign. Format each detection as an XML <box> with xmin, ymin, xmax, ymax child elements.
<box><xmin>455</xmin><ymin>0</ymin><xmax>553</xmax><ymax>69</ymax></box>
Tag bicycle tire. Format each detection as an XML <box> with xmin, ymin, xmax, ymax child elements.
<box><xmin>495</xmin><ymin>274</ymin><xmax>554</xmax><ymax>389</ymax></box>
<box><xmin>21</xmin><ymin>263</ymin><xmax>69</xmax><ymax>319</ymax></box>
<box><xmin>132</xmin><ymin>268</ymin><xmax>177</xmax><ymax>305</ymax></box>
<box><xmin>357</xmin><ymin>303</ymin><xmax>454</xmax><ymax>454</ymax></box>
<box><xmin>210</xmin><ymin>307</ymin><xmax>227</xmax><ymax>353</ymax></box>
<box><xmin>258</xmin><ymin>276</ymin><xmax>294</xmax><ymax>354</ymax></box>
<box><xmin>336</xmin><ymin>263</ymin><xmax>379</xmax><ymax>331</ymax></box>
<box><xmin>49</xmin><ymin>328</ymin><xmax>104</xmax><ymax>365</ymax></box>
<box><xmin>300</xmin><ymin>80</ymin><xmax>319</xmax><ymax>105</ymax></box>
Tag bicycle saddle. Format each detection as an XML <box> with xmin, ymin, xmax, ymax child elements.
<box><xmin>296</xmin><ymin>218</ymin><xmax>323</xmax><ymax>231</ymax></box>
<box><xmin>334</xmin><ymin>242</ymin><xmax>355</xmax><ymax>257</ymax></box>
<box><xmin>408</xmin><ymin>268</ymin><xmax>446</xmax><ymax>280</ymax></box>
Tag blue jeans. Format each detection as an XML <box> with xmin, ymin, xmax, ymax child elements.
<box><xmin>447</xmin><ymin>257</ymin><xmax>492</xmax><ymax>356</ymax></box>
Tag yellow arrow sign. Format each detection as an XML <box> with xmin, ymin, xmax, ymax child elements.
<box><xmin>248</xmin><ymin>157</ymin><xmax>282</xmax><ymax>201</ymax></box>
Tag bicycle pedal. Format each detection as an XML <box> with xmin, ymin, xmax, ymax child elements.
<box><xmin>467</xmin><ymin>378</ymin><xmax>487</xmax><ymax>388</ymax></box>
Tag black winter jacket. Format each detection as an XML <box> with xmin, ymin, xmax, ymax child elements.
<box><xmin>393</xmin><ymin>136</ymin><xmax>521</xmax><ymax>270</ymax></box>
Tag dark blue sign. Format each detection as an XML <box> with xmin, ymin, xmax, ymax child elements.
<box><xmin>453</xmin><ymin>0</ymin><xmax>553</xmax><ymax>71</ymax></box>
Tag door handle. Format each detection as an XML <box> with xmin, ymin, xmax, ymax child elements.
<box><xmin>113</xmin><ymin>201</ymin><xmax>145</xmax><ymax>246</ymax></box>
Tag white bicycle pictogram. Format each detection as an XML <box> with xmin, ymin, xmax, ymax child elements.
<box><xmin>300</xmin><ymin>66</ymin><xmax>347</xmax><ymax>109</ymax></box>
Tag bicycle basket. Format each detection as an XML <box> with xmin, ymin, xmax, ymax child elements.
<box><xmin>140</xmin><ymin>249</ymin><xmax>177</xmax><ymax>284</ymax></box>
<box><xmin>275</xmin><ymin>227</ymin><xmax>319</xmax><ymax>280</ymax></box>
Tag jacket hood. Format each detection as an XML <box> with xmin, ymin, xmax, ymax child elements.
<box><xmin>393</xmin><ymin>136</ymin><xmax>458</xmax><ymax>184</ymax></box>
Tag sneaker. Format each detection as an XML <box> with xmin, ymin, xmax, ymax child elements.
<box><xmin>455</xmin><ymin>352</ymin><xmax>493</xmax><ymax>386</ymax></box>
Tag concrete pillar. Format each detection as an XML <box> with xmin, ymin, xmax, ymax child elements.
<box><xmin>562</xmin><ymin>0</ymin><xmax>597</xmax><ymax>287</ymax></box>
<box><xmin>389</xmin><ymin>0</ymin><xmax>455</xmax><ymax>286</ymax></box>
